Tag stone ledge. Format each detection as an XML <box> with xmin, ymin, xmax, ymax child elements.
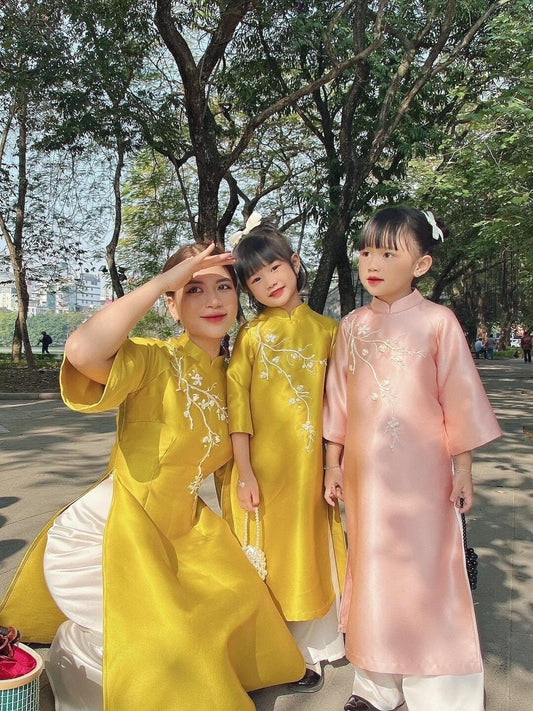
<box><xmin>0</xmin><ymin>392</ymin><xmax>61</xmax><ymax>401</ymax></box>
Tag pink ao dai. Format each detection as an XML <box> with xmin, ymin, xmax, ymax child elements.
<box><xmin>323</xmin><ymin>290</ymin><xmax>502</xmax><ymax>676</ymax></box>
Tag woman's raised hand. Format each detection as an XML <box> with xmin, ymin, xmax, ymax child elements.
<box><xmin>161</xmin><ymin>243</ymin><xmax>235</xmax><ymax>294</ymax></box>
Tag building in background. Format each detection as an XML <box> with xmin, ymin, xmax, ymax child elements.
<box><xmin>0</xmin><ymin>271</ymin><xmax>110</xmax><ymax>315</ymax></box>
<box><xmin>0</xmin><ymin>274</ymin><xmax>17</xmax><ymax>311</ymax></box>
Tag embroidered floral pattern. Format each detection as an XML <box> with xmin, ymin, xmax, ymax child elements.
<box><xmin>253</xmin><ymin>327</ymin><xmax>326</xmax><ymax>451</ymax></box>
<box><xmin>347</xmin><ymin>320</ymin><xmax>424</xmax><ymax>448</ymax></box>
<box><xmin>170</xmin><ymin>348</ymin><xmax>228</xmax><ymax>495</ymax></box>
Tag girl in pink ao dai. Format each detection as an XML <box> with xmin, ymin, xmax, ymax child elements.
<box><xmin>323</xmin><ymin>207</ymin><xmax>501</xmax><ymax>711</ymax></box>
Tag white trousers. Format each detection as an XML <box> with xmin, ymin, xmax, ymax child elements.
<box><xmin>43</xmin><ymin>477</ymin><xmax>112</xmax><ymax>711</ymax></box>
<box><xmin>287</xmin><ymin>601</ymin><xmax>345</xmax><ymax>673</ymax></box>
<box><xmin>351</xmin><ymin>665</ymin><xmax>485</xmax><ymax>711</ymax></box>
<box><xmin>286</xmin><ymin>531</ymin><xmax>345</xmax><ymax>674</ymax></box>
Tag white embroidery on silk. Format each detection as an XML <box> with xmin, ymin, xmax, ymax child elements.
<box><xmin>170</xmin><ymin>349</ymin><xmax>228</xmax><ymax>495</ymax></box>
<box><xmin>347</xmin><ymin>320</ymin><xmax>424</xmax><ymax>448</ymax></box>
<box><xmin>254</xmin><ymin>328</ymin><xmax>326</xmax><ymax>451</ymax></box>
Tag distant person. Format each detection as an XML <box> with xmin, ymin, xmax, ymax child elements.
<box><xmin>485</xmin><ymin>333</ymin><xmax>496</xmax><ymax>360</ymax></box>
<box><xmin>220</xmin><ymin>332</ymin><xmax>231</xmax><ymax>358</ymax></box>
<box><xmin>521</xmin><ymin>330</ymin><xmax>532</xmax><ymax>363</ymax></box>
<box><xmin>323</xmin><ymin>207</ymin><xmax>502</xmax><ymax>711</ymax></box>
<box><xmin>37</xmin><ymin>331</ymin><xmax>53</xmax><ymax>354</ymax></box>
<box><xmin>474</xmin><ymin>337</ymin><xmax>485</xmax><ymax>359</ymax></box>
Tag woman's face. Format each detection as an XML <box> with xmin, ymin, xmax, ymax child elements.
<box><xmin>167</xmin><ymin>266</ymin><xmax>238</xmax><ymax>356</ymax></box>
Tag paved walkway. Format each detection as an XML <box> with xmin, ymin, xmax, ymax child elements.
<box><xmin>0</xmin><ymin>359</ymin><xmax>531</xmax><ymax>710</ymax></box>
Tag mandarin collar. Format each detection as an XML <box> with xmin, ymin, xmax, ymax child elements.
<box><xmin>172</xmin><ymin>332</ymin><xmax>226</xmax><ymax>370</ymax></box>
<box><xmin>370</xmin><ymin>289</ymin><xmax>423</xmax><ymax>314</ymax></box>
<box><xmin>260</xmin><ymin>301</ymin><xmax>308</xmax><ymax>320</ymax></box>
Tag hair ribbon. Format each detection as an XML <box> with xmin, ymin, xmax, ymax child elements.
<box><xmin>228</xmin><ymin>211</ymin><xmax>262</xmax><ymax>247</ymax></box>
<box><xmin>423</xmin><ymin>211</ymin><xmax>444</xmax><ymax>242</ymax></box>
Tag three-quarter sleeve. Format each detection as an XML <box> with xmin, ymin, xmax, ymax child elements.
<box><xmin>436</xmin><ymin>312</ymin><xmax>502</xmax><ymax>455</ymax></box>
<box><xmin>60</xmin><ymin>338</ymin><xmax>149</xmax><ymax>413</ymax></box>
<box><xmin>323</xmin><ymin>318</ymin><xmax>349</xmax><ymax>445</ymax></box>
<box><xmin>227</xmin><ymin>326</ymin><xmax>255</xmax><ymax>435</ymax></box>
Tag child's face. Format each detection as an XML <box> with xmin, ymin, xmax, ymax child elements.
<box><xmin>245</xmin><ymin>255</ymin><xmax>302</xmax><ymax>312</ymax></box>
<box><xmin>167</xmin><ymin>266</ymin><xmax>238</xmax><ymax>354</ymax></box>
<box><xmin>358</xmin><ymin>241</ymin><xmax>432</xmax><ymax>305</ymax></box>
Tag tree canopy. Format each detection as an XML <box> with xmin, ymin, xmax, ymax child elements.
<box><xmin>0</xmin><ymin>0</ymin><xmax>530</xmax><ymax>358</ymax></box>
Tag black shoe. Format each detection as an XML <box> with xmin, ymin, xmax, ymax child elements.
<box><xmin>287</xmin><ymin>668</ymin><xmax>324</xmax><ymax>693</ymax></box>
<box><xmin>344</xmin><ymin>695</ymin><xmax>403</xmax><ymax>711</ymax></box>
<box><xmin>344</xmin><ymin>695</ymin><xmax>381</xmax><ymax>711</ymax></box>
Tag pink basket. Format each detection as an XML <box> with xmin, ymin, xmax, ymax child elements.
<box><xmin>0</xmin><ymin>644</ymin><xmax>43</xmax><ymax>711</ymax></box>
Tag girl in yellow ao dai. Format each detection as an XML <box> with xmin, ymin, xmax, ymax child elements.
<box><xmin>0</xmin><ymin>243</ymin><xmax>304</xmax><ymax>711</ymax></box>
<box><xmin>222</xmin><ymin>215</ymin><xmax>346</xmax><ymax>693</ymax></box>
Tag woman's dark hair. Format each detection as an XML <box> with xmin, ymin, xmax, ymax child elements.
<box><xmin>162</xmin><ymin>241</ymin><xmax>238</xmax><ymax>296</ymax></box>
<box><xmin>358</xmin><ymin>207</ymin><xmax>448</xmax><ymax>257</ymax></box>
<box><xmin>231</xmin><ymin>218</ymin><xmax>308</xmax><ymax>312</ymax></box>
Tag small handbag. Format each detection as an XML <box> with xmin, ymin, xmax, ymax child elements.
<box><xmin>242</xmin><ymin>508</ymin><xmax>267</xmax><ymax>580</ymax></box>
<box><xmin>460</xmin><ymin>503</ymin><xmax>478</xmax><ymax>590</ymax></box>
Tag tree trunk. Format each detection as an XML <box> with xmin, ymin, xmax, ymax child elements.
<box><xmin>106</xmin><ymin>137</ymin><xmax>126</xmax><ymax>299</ymax></box>
<box><xmin>309</xmin><ymin>218</ymin><xmax>348</xmax><ymax>315</ymax></box>
<box><xmin>337</xmin><ymin>248</ymin><xmax>356</xmax><ymax>316</ymax></box>
<box><xmin>499</xmin><ymin>316</ymin><xmax>513</xmax><ymax>351</ymax></box>
<box><xmin>8</xmin><ymin>91</ymin><xmax>35</xmax><ymax>366</ymax></box>
<box><xmin>154</xmin><ymin>0</ymin><xmax>246</xmax><ymax>244</ymax></box>
<box><xmin>153</xmin><ymin>0</ymin><xmax>374</xmax><ymax>250</ymax></box>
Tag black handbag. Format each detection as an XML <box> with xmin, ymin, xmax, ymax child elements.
<box><xmin>460</xmin><ymin>504</ymin><xmax>478</xmax><ymax>590</ymax></box>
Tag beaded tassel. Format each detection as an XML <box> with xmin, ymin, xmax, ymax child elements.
<box><xmin>242</xmin><ymin>508</ymin><xmax>267</xmax><ymax>580</ymax></box>
<box><xmin>460</xmin><ymin>499</ymin><xmax>478</xmax><ymax>591</ymax></box>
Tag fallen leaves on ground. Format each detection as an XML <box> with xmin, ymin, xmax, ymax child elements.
<box><xmin>0</xmin><ymin>365</ymin><xmax>60</xmax><ymax>393</ymax></box>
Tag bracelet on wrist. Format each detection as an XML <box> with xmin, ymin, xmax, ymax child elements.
<box><xmin>237</xmin><ymin>480</ymin><xmax>246</xmax><ymax>488</ymax></box>
<box><xmin>324</xmin><ymin>465</ymin><xmax>341</xmax><ymax>470</ymax></box>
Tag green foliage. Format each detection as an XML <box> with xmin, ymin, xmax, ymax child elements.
<box><xmin>403</xmin><ymin>3</ymin><xmax>533</xmax><ymax>334</ymax></box>
<box><xmin>1</xmin><ymin>0</ymin><xmax>528</xmax><ymax>325</ymax></box>
<box><xmin>0</xmin><ymin>310</ymin><xmax>16</xmax><ymax>348</ymax></box>
<box><xmin>130</xmin><ymin>307</ymin><xmax>178</xmax><ymax>340</ymax></box>
<box><xmin>0</xmin><ymin>309</ymin><xmax>89</xmax><ymax>347</ymax></box>
<box><xmin>117</xmin><ymin>150</ymin><xmax>197</xmax><ymax>282</ymax></box>
<box><xmin>39</xmin><ymin>0</ymin><xmax>155</xmax><ymax>152</ymax></box>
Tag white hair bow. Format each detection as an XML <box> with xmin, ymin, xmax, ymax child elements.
<box><xmin>228</xmin><ymin>211</ymin><xmax>262</xmax><ymax>248</ymax></box>
<box><xmin>423</xmin><ymin>211</ymin><xmax>444</xmax><ymax>242</ymax></box>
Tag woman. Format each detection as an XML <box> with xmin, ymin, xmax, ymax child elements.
<box><xmin>0</xmin><ymin>242</ymin><xmax>304</xmax><ymax>711</ymax></box>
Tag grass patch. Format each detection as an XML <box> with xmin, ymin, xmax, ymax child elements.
<box><xmin>0</xmin><ymin>353</ymin><xmax>62</xmax><ymax>369</ymax></box>
<box><xmin>495</xmin><ymin>348</ymin><xmax>522</xmax><ymax>359</ymax></box>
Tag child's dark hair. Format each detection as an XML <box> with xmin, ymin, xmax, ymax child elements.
<box><xmin>162</xmin><ymin>241</ymin><xmax>238</xmax><ymax>296</ymax></box>
<box><xmin>358</xmin><ymin>207</ymin><xmax>448</xmax><ymax>256</ymax></box>
<box><xmin>231</xmin><ymin>218</ymin><xmax>308</xmax><ymax>312</ymax></box>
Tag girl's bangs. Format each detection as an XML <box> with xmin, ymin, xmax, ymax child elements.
<box><xmin>237</xmin><ymin>238</ymin><xmax>289</xmax><ymax>281</ymax></box>
<box><xmin>358</xmin><ymin>223</ymin><xmax>412</xmax><ymax>252</ymax></box>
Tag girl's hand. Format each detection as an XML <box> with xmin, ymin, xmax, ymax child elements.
<box><xmin>450</xmin><ymin>470</ymin><xmax>474</xmax><ymax>513</ymax></box>
<box><xmin>237</xmin><ymin>473</ymin><xmax>260</xmax><ymax>511</ymax></box>
<box><xmin>324</xmin><ymin>466</ymin><xmax>344</xmax><ymax>506</ymax></box>
<box><xmin>162</xmin><ymin>243</ymin><xmax>235</xmax><ymax>293</ymax></box>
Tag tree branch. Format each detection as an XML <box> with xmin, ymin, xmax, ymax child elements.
<box><xmin>225</xmin><ymin>37</ymin><xmax>385</xmax><ymax>170</ymax></box>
